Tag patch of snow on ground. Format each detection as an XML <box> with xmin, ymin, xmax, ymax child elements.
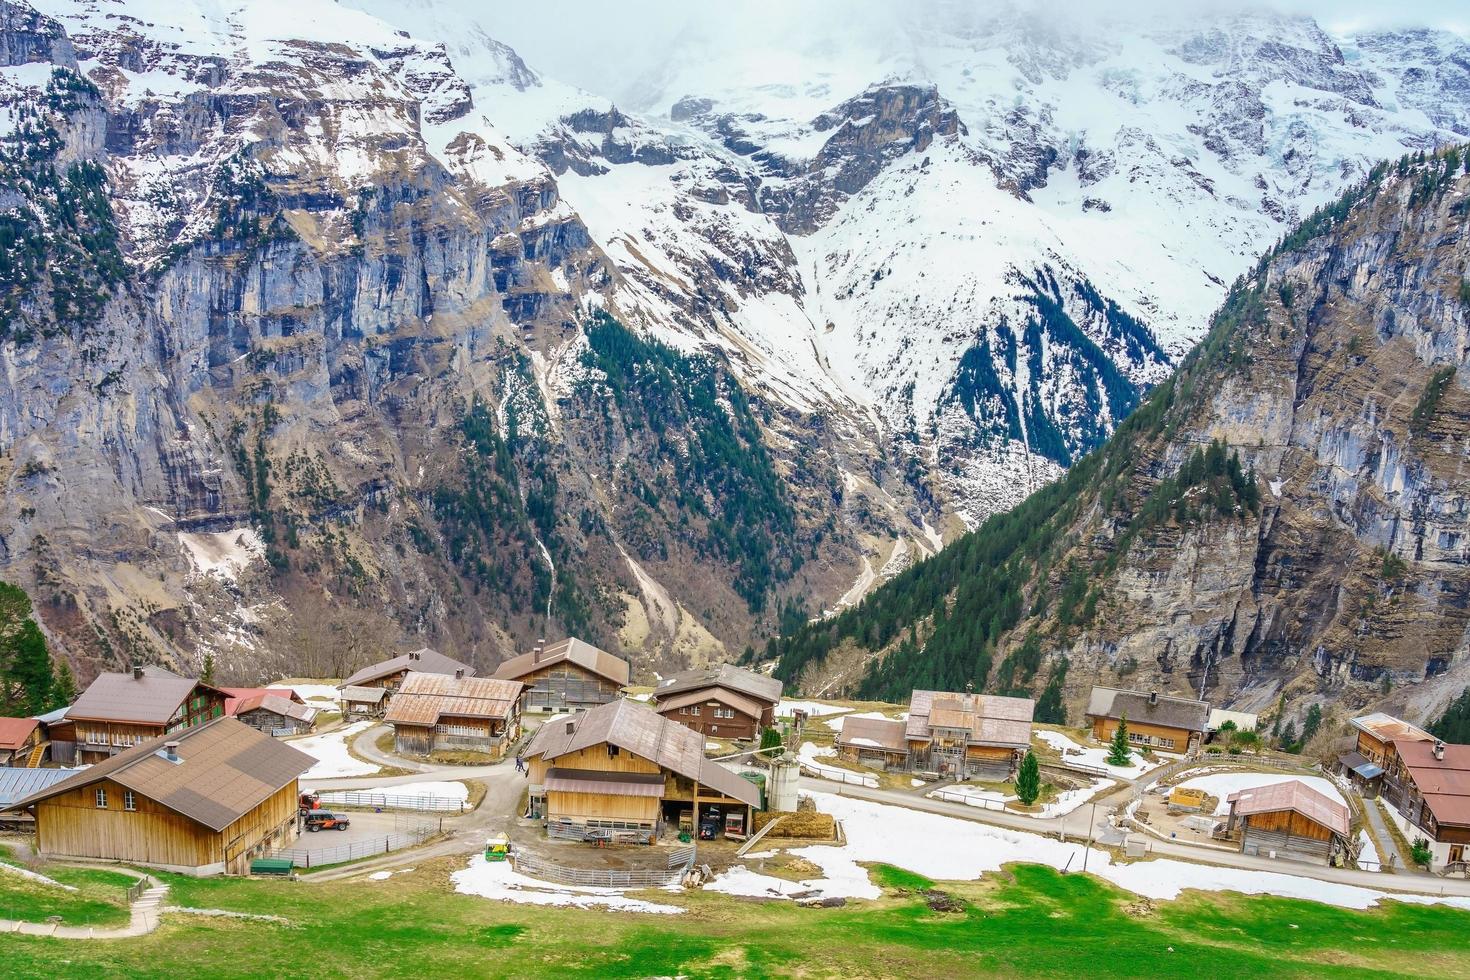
<box><xmin>1174</xmin><ymin>773</ymin><xmax>1346</xmax><ymax>816</ymax></box>
<box><xmin>808</xmin><ymin>791</ymin><xmax>1470</xmax><ymax>912</ymax></box>
<box><xmin>278</xmin><ymin>682</ymin><xmax>342</xmax><ymax>710</ymax></box>
<box><xmin>707</xmin><ymin>847</ymin><xmax>881</xmax><ymax>901</ymax></box>
<box><xmin>776</xmin><ymin>700</ymin><xmax>850</xmax><ymax>718</ymax></box>
<box><xmin>1358</xmin><ymin>830</ymin><xmax>1382</xmax><ymax>871</ymax></box>
<box><xmin>826</xmin><ymin>711</ymin><xmax>896</xmax><ymax>733</ymax></box>
<box><xmin>0</xmin><ymin>862</ymin><xmax>78</xmax><ymax>890</ymax></box>
<box><xmin>177</xmin><ymin>528</ymin><xmax>264</xmax><ymax>582</ymax></box>
<box><xmin>295</xmin><ymin>721</ymin><xmax>380</xmax><ymax>778</ymax></box>
<box><xmin>452</xmin><ymin>855</ymin><xmax>683</xmax><ymax>913</ymax></box>
<box><xmin>798</xmin><ymin>742</ymin><xmax>877</xmax><ymax>787</ymax></box>
<box><xmin>1034</xmin><ymin>729</ymin><xmax>1161</xmax><ymax>779</ymax></box>
<box><xmin>356</xmin><ymin>781</ymin><xmax>468</xmax><ymax>802</ymax></box>
<box><xmin>911</xmin><ymin>778</ymin><xmax>926</xmax><ymax>788</ymax></box>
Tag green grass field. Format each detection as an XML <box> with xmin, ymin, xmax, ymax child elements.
<box><xmin>0</xmin><ymin>856</ymin><xmax>136</xmax><ymax>929</ymax></box>
<box><xmin>3</xmin><ymin>853</ymin><xmax>1469</xmax><ymax>977</ymax></box>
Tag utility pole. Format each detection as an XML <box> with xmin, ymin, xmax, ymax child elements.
<box><xmin>1081</xmin><ymin>800</ymin><xmax>1099</xmax><ymax>873</ymax></box>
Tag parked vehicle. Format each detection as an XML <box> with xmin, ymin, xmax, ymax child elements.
<box><xmin>304</xmin><ymin>811</ymin><xmax>350</xmax><ymax>832</ymax></box>
<box><xmin>299</xmin><ymin>791</ymin><xmax>321</xmax><ymax>813</ymax></box>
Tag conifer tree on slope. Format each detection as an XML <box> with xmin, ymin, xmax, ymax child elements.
<box><xmin>1015</xmin><ymin>750</ymin><xmax>1041</xmax><ymax>806</ymax></box>
<box><xmin>1106</xmin><ymin>715</ymin><xmax>1132</xmax><ymax>766</ymax></box>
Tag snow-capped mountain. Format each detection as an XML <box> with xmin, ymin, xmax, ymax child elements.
<box><xmin>0</xmin><ymin>0</ymin><xmax>1468</xmax><ymax>680</ymax></box>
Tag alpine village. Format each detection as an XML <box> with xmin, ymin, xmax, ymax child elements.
<box><xmin>4</xmin><ymin>1</ymin><xmax>1470</xmax><ymax>978</ymax></box>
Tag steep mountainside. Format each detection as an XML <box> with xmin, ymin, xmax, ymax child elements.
<box><xmin>772</xmin><ymin>149</ymin><xmax>1470</xmax><ymax>730</ymax></box>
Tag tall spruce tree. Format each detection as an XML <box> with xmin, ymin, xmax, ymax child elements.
<box><xmin>1106</xmin><ymin>715</ymin><xmax>1132</xmax><ymax>766</ymax></box>
<box><xmin>1015</xmin><ymin>750</ymin><xmax>1041</xmax><ymax>806</ymax></box>
<box><xmin>9</xmin><ymin>620</ymin><xmax>53</xmax><ymax>715</ymax></box>
<box><xmin>51</xmin><ymin>659</ymin><xmax>77</xmax><ymax>707</ymax></box>
<box><xmin>201</xmin><ymin>652</ymin><xmax>216</xmax><ymax>687</ymax></box>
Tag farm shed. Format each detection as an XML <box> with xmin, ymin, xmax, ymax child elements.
<box><xmin>523</xmin><ymin>698</ymin><xmax>760</xmax><ymax>841</ymax></box>
<box><xmin>12</xmin><ymin>717</ymin><xmax>313</xmax><ymax>876</ymax></box>
<box><xmin>233</xmin><ymin>694</ymin><xmax>318</xmax><ymax>736</ymax></box>
<box><xmin>339</xmin><ymin>685</ymin><xmax>387</xmax><ymax>719</ymax></box>
<box><xmin>1225</xmin><ymin>780</ymin><xmax>1350</xmax><ymax>865</ymax></box>
<box><xmin>835</xmin><ymin>716</ymin><xmax>909</xmax><ymax>768</ymax></box>
<box><xmin>33</xmin><ymin>706</ymin><xmax>73</xmax><ymax>764</ymax></box>
<box><xmin>494</xmin><ymin>637</ymin><xmax>629</xmax><ymax>713</ymax></box>
<box><xmin>0</xmin><ymin>716</ymin><xmax>43</xmax><ymax>766</ymax></box>
<box><xmin>68</xmin><ymin>665</ymin><xmax>228</xmax><ymax>764</ymax></box>
<box><xmin>384</xmin><ymin>671</ymin><xmax>523</xmax><ymax>757</ymax></box>
<box><xmin>338</xmin><ymin>648</ymin><xmax>476</xmax><ymax>702</ymax></box>
<box><xmin>906</xmin><ymin>690</ymin><xmax>1034</xmax><ymax>779</ymax></box>
<box><xmin>1086</xmin><ymin>687</ymin><xmax>1208</xmax><ymax>754</ymax></box>
<box><xmin>651</xmin><ymin>664</ymin><xmax>782</xmax><ymax>739</ymax></box>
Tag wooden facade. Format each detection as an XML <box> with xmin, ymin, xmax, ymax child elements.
<box><xmin>1090</xmin><ymin>717</ymin><xmax>1192</xmax><ymax>752</ymax></box>
<box><xmin>33</xmin><ymin>778</ymin><xmax>300</xmax><ymax>876</ymax></box>
<box><xmin>392</xmin><ymin>715</ymin><xmax>516</xmax><ymax>758</ymax></box>
<box><xmin>518</xmin><ymin>662</ymin><xmax>622</xmax><ymax>712</ymax></box>
<box><xmin>664</xmin><ymin>700</ymin><xmax>760</xmax><ymax>740</ymax></box>
<box><xmin>73</xmin><ymin>689</ymin><xmax>227</xmax><ymax>764</ymax></box>
<box><xmin>0</xmin><ymin>720</ymin><xmax>43</xmax><ymax>765</ymax></box>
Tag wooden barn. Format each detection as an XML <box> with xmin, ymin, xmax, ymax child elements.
<box><xmin>1085</xmin><ymin>687</ymin><xmax>1209</xmax><ymax>754</ymax></box>
<box><xmin>12</xmin><ymin>717</ymin><xmax>313</xmax><ymax>876</ymax></box>
<box><xmin>0</xmin><ymin>717</ymin><xmax>43</xmax><ymax>766</ymax></box>
<box><xmin>339</xmin><ymin>685</ymin><xmax>388</xmax><ymax>719</ymax></box>
<box><xmin>67</xmin><ymin>666</ymin><xmax>228</xmax><ymax>764</ymax></box>
<box><xmin>905</xmin><ymin>690</ymin><xmax>1034</xmax><ymax>779</ymax></box>
<box><xmin>337</xmin><ymin>647</ymin><xmax>476</xmax><ymax>702</ymax></box>
<box><xmin>651</xmin><ymin>664</ymin><xmax>782</xmax><ymax>740</ymax></box>
<box><xmin>231</xmin><ymin>694</ymin><xmax>317</xmax><ymax>736</ymax></box>
<box><xmin>522</xmin><ymin>698</ymin><xmax>761</xmax><ymax>842</ymax></box>
<box><xmin>1225</xmin><ymin>780</ymin><xmax>1351</xmax><ymax>865</ymax></box>
<box><xmin>384</xmin><ymin>671</ymin><xmax>523</xmax><ymax>758</ymax></box>
<box><xmin>835</xmin><ymin>716</ymin><xmax>909</xmax><ymax>769</ymax></box>
<box><xmin>493</xmin><ymin>638</ymin><xmax>630</xmax><ymax>714</ymax></box>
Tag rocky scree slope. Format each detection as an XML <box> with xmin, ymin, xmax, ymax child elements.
<box><xmin>772</xmin><ymin>148</ymin><xmax>1470</xmax><ymax>729</ymax></box>
<box><xmin>0</xmin><ymin>0</ymin><xmax>857</xmax><ymax>683</ymax></box>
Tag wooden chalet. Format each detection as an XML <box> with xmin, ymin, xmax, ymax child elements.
<box><xmin>1338</xmin><ymin>712</ymin><xmax>1431</xmax><ymax>792</ymax></box>
<box><xmin>493</xmin><ymin>637</ymin><xmax>629</xmax><ymax>714</ymax></box>
<box><xmin>1381</xmin><ymin>738</ymin><xmax>1470</xmax><ymax>870</ymax></box>
<box><xmin>905</xmin><ymin>690</ymin><xmax>1035</xmax><ymax>779</ymax></box>
<box><xmin>651</xmin><ymin>664</ymin><xmax>783</xmax><ymax>740</ymax></box>
<box><xmin>835</xmin><ymin>716</ymin><xmax>910</xmax><ymax>769</ymax></box>
<box><xmin>67</xmin><ymin>666</ymin><xmax>228</xmax><ymax>764</ymax></box>
<box><xmin>522</xmin><ymin>698</ymin><xmax>762</xmax><ymax>842</ymax></box>
<box><xmin>337</xmin><ymin>647</ymin><xmax>476</xmax><ymax>702</ymax></box>
<box><xmin>12</xmin><ymin>717</ymin><xmax>313</xmax><ymax>875</ymax></box>
<box><xmin>230</xmin><ymin>694</ymin><xmax>317</xmax><ymax>736</ymax></box>
<box><xmin>0</xmin><ymin>716</ymin><xmax>43</xmax><ymax>766</ymax></box>
<box><xmin>1085</xmin><ymin>687</ymin><xmax>1208</xmax><ymax>754</ymax></box>
<box><xmin>339</xmin><ymin>685</ymin><xmax>388</xmax><ymax>719</ymax></box>
<box><xmin>1224</xmin><ymin>780</ymin><xmax>1351</xmax><ymax>865</ymax></box>
<box><xmin>383</xmin><ymin>671</ymin><xmax>524</xmax><ymax>758</ymax></box>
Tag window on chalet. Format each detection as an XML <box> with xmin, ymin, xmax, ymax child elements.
<box><xmin>607</xmin><ymin>744</ymin><xmax>620</xmax><ymax>758</ymax></box>
<box><xmin>124</xmin><ymin>790</ymin><xmax>137</xmax><ymax>811</ymax></box>
<box><xmin>713</xmin><ymin>708</ymin><xmax>734</xmax><ymax>720</ymax></box>
<box><xmin>95</xmin><ymin>788</ymin><xmax>107</xmax><ymax>809</ymax></box>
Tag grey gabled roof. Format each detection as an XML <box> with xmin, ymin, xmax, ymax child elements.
<box><xmin>1085</xmin><ymin>686</ymin><xmax>1209</xmax><ymax>733</ymax></box>
<box><xmin>524</xmin><ymin>698</ymin><xmax>760</xmax><ymax>807</ymax></box>
<box><xmin>68</xmin><ymin>667</ymin><xmax>217</xmax><ymax>726</ymax></box>
<box><xmin>653</xmin><ymin>664</ymin><xmax>782</xmax><ymax>706</ymax></box>
<box><xmin>493</xmin><ymin>637</ymin><xmax>630</xmax><ymax>687</ymax></box>
<box><xmin>339</xmin><ymin>648</ymin><xmax>476</xmax><ymax>689</ymax></box>
<box><xmin>11</xmin><ymin>717</ymin><xmax>314</xmax><ymax>832</ymax></box>
<box><xmin>339</xmin><ymin>685</ymin><xmax>387</xmax><ymax>704</ymax></box>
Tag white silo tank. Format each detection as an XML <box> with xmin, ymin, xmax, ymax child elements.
<box><xmin>769</xmin><ymin>751</ymin><xmax>800</xmax><ymax>812</ymax></box>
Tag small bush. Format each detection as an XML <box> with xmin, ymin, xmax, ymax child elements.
<box><xmin>1411</xmin><ymin>836</ymin><xmax>1433</xmax><ymax>868</ymax></box>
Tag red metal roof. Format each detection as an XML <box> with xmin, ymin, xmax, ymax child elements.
<box><xmin>1226</xmin><ymin>779</ymin><xmax>1350</xmax><ymax>837</ymax></box>
<box><xmin>0</xmin><ymin>716</ymin><xmax>39</xmax><ymax>750</ymax></box>
<box><xmin>1394</xmin><ymin>739</ymin><xmax>1470</xmax><ymax>829</ymax></box>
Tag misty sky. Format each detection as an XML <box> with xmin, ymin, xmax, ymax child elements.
<box><xmin>482</xmin><ymin>0</ymin><xmax>1470</xmax><ymax>102</ymax></box>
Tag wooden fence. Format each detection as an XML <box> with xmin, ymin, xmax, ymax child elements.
<box><xmin>798</xmin><ymin>761</ymin><xmax>878</xmax><ymax>788</ymax></box>
<box><xmin>316</xmin><ymin>790</ymin><xmax>467</xmax><ymax>813</ymax></box>
<box><xmin>929</xmin><ymin>787</ymin><xmax>1009</xmax><ymax>812</ymax></box>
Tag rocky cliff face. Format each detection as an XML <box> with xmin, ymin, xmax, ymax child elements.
<box><xmin>777</xmin><ymin>150</ymin><xmax>1470</xmax><ymax>729</ymax></box>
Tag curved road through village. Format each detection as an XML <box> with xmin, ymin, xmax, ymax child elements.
<box><xmin>299</xmin><ymin>724</ymin><xmax>1470</xmax><ymax>900</ymax></box>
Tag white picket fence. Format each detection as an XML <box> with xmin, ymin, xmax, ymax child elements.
<box><xmin>929</xmin><ymin>787</ymin><xmax>1008</xmax><ymax>813</ymax></box>
<box><xmin>798</xmin><ymin>760</ymin><xmax>878</xmax><ymax>788</ymax></box>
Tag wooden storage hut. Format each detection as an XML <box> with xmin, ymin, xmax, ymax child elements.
<box><xmin>522</xmin><ymin>698</ymin><xmax>761</xmax><ymax>841</ymax></box>
<box><xmin>12</xmin><ymin>717</ymin><xmax>313</xmax><ymax>875</ymax></box>
<box><xmin>1225</xmin><ymin>780</ymin><xmax>1350</xmax><ymax>864</ymax></box>
<box><xmin>338</xmin><ymin>648</ymin><xmax>476</xmax><ymax>702</ymax></box>
<box><xmin>33</xmin><ymin>706</ymin><xmax>74</xmax><ymax>764</ymax></box>
<box><xmin>905</xmin><ymin>690</ymin><xmax>1035</xmax><ymax>779</ymax></box>
<box><xmin>1085</xmin><ymin>687</ymin><xmax>1208</xmax><ymax>754</ymax></box>
<box><xmin>232</xmin><ymin>694</ymin><xmax>317</xmax><ymax>736</ymax></box>
<box><xmin>836</xmin><ymin>716</ymin><xmax>909</xmax><ymax>769</ymax></box>
<box><xmin>493</xmin><ymin>638</ymin><xmax>630</xmax><ymax>714</ymax></box>
<box><xmin>384</xmin><ymin>671</ymin><xmax>523</xmax><ymax>758</ymax></box>
<box><xmin>0</xmin><ymin>716</ymin><xmax>43</xmax><ymax>766</ymax></box>
<box><xmin>651</xmin><ymin>664</ymin><xmax>783</xmax><ymax>739</ymax></box>
<box><xmin>68</xmin><ymin>665</ymin><xmax>228</xmax><ymax>764</ymax></box>
<box><xmin>339</xmin><ymin>685</ymin><xmax>388</xmax><ymax>719</ymax></box>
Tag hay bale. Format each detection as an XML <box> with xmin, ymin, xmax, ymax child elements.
<box><xmin>754</xmin><ymin>810</ymin><xmax>836</xmax><ymax>839</ymax></box>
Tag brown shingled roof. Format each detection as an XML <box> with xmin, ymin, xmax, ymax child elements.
<box><xmin>69</xmin><ymin>667</ymin><xmax>222</xmax><ymax>726</ymax></box>
<box><xmin>339</xmin><ymin>647</ymin><xmax>476</xmax><ymax>689</ymax></box>
<box><xmin>906</xmin><ymin>690</ymin><xmax>1034</xmax><ymax>749</ymax></box>
<box><xmin>11</xmin><ymin>717</ymin><xmax>313</xmax><ymax>832</ymax></box>
<box><xmin>383</xmin><ymin>672</ymin><xmax>523</xmax><ymax>726</ymax></box>
<box><xmin>653</xmin><ymin>664</ymin><xmax>782</xmax><ymax>706</ymax></box>
<box><xmin>493</xmin><ymin>637</ymin><xmax>630</xmax><ymax>687</ymax></box>
<box><xmin>836</xmin><ymin>716</ymin><xmax>908</xmax><ymax>753</ymax></box>
<box><xmin>0</xmin><ymin>717</ymin><xmax>39</xmax><ymax>750</ymax></box>
<box><xmin>523</xmin><ymin>699</ymin><xmax>759</xmax><ymax>806</ymax></box>
<box><xmin>1394</xmin><ymin>739</ymin><xmax>1470</xmax><ymax>829</ymax></box>
<box><xmin>1085</xmin><ymin>686</ymin><xmax>1209</xmax><ymax>733</ymax></box>
<box><xmin>1227</xmin><ymin>780</ymin><xmax>1350</xmax><ymax>837</ymax></box>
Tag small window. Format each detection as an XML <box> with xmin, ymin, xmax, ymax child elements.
<box><xmin>95</xmin><ymin>788</ymin><xmax>107</xmax><ymax>809</ymax></box>
<box><xmin>124</xmin><ymin>790</ymin><xmax>136</xmax><ymax>811</ymax></box>
<box><xmin>607</xmin><ymin>744</ymin><xmax>620</xmax><ymax>758</ymax></box>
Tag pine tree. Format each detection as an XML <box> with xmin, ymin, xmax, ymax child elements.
<box><xmin>51</xmin><ymin>659</ymin><xmax>77</xmax><ymax>707</ymax></box>
<box><xmin>1302</xmin><ymin>703</ymin><xmax>1323</xmax><ymax>743</ymax></box>
<box><xmin>1106</xmin><ymin>715</ymin><xmax>1132</xmax><ymax>766</ymax></box>
<box><xmin>1015</xmin><ymin>750</ymin><xmax>1041</xmax><ymax>806</ymax></box>
<box><xmin>201</xmin><ymin>652</ymin><xmax>216</xmax><ymax>687</ymax></box>
<box><xmin>759</xmin><ymin>726</ymin><xmax>782</xmax><ymax>753</ymax></box>
<box><xmin>9</xmin><ymin>620</ymin><xmax>52</xmax><ymax>715</ymax></box>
